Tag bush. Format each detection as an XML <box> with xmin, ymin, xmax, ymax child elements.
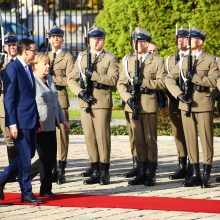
<box><xmin>95</xmin><ymin>0</ymin><xmax>220</xmax><ymax>60</ymax></box>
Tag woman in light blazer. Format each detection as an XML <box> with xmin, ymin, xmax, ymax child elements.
<box><xmin>31</xmin><ymin>53</ymin><xmax>69</xmax><ymax>198</ymax></box>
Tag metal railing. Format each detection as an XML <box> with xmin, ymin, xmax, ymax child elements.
<box><xmin>0</xmin><ymin>0</ymin><xmax>102</xmax><ymax>58</ymax></box>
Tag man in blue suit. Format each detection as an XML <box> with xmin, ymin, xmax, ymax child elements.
<box><xmin>0</xmin><ymin>39</ymin><xmax>44</xmax><ymax>204</ymax></box>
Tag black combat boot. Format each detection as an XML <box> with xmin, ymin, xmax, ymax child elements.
<box><xmin>201</xmin><ymin>164</ymin><xmax>212</xmax><ymax>188</ymax></box>
<box><xmin>216</xmin><ymin>176</ymin><xmax>220</xmax><ymax>182</ymax></box>
<box><xmin>128</xmin><ymin>161</ymin><xmax>147</xmax><ymax>185</ymax></box>
<box><xmin>0</xmin><ymin>182</ymin><xmax>5</xmax><ymax>200</ymax></box>
<box><xmin>124</xmin><ymin>156</ymin><xmax>138</xmax><ymax>178</ymax></box>
<box><xmin>99</xmin><ymin>163</ymin><xmax>110</xmax><ymax>185</ymax></box>
<box><xmin>57</xmin><ymin>160</ymin><xmax>67</xmax><ymax>185</ymax></box>
<box><xmin>144</xmin><ymin>162</ymin><xmax>157</xmax><ymax>186</ymax></box>
<box><xmin>169</xmin><ymin>157</ymin><xmax>187</xmax><ymax>180</ymax></box>
<box><xmin>84</xmin><ymin>162</ymin><xmax>100</xmax><ymax>184</ymax></box>
<box><xmin>7</xmin><ymin>146</ymin><xmax>17</xmax><ymax>182</ymax></box>
<box><xmin>182</xmin><ymin>163</ymin><xmax>202</xmax><ymax>187</ymax></box>
<box><xmin>51</xmin><ymin>159</ymin><xmax>58</xmax><ymax>182</ymax></box>
<box><xmin>81</xmin><ymin>165</ymin><xmax>93</xmax><ymax>177</ymax></box>
<box><xmin>185</xmin><ymin>159</ymin><xmax>192</xmax><ymax>180</ymax></box>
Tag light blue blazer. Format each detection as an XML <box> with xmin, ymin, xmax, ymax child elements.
<box><xmin>34</xmin><ymin>74</ymin><xmax>66</xmax><ymax>131</ymax></box>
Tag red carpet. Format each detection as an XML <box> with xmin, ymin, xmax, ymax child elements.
<box><xmin>1</xmin><ymin>193</ymin><xmax>220</xmax><ymax>213</ymax></box>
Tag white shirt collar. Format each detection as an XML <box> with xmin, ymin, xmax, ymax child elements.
<box><xmin>192</xmin><ymin>50</ymin><xmax>203</xmax><ymax>59</ymax></box>
<box><xmin>90</xmin><ymin>49</ymin><xmax>103</xmax><ymax>57</ymax></box>
<box><xmin>139</xmin><ymin>52</ymin><xmax>149</xmax><ymax>62</ymax></box>
<box><xmin>17</xmin><ymin>56</ymin><xmax>28</xmax><ymax>68</ymax></box>
<box><xmin>52</xmin><ymin>49</ymin><xmax>62</xmax><ymax>56</ymax></box>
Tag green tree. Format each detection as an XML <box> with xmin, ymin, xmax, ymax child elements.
<box><xmin>95</xmin><ymin>0</ymin><xmax>220</xmax><ymax>60</ymax></box>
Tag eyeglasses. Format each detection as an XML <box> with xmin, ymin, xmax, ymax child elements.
<box><xmin>27</xmin><ymin>49</ymin><xmax>37</xmax><ymax>52</ymax></box>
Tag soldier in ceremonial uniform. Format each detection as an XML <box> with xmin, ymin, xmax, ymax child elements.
<box><xmin>68</xmin><ymin>26</ymin><xmax>119</xmax><ymax>185</ymax></box>
<box><xmin>165</xmin><ymin>28</ymin><xmax>219</xmax><ymax>188</ymax></box>
<box><xmin>165</xmin><ymin>28</ymin><xmax>188</xmax><ymax>180</ymax></box>
<box><xmin>117</xmin><ymin>27</ymin><xmax>166</xmax><ymax>186</ymax></box>
<box><xmin>48</xmin><ymin>25</ymin><xmax>74</xmax><ymax>184</ymax></box>
<box><xmin>0</xmin><ymin>33</ymin><xmax>18</xmax><ymax>179</ymax></box>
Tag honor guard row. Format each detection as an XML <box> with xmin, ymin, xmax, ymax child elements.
<box><xmin>0</xmin><ymin>24</ymin><xmax>220</xmax><ymax>201</ymax></box>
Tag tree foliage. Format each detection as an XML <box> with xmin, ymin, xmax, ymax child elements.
<box><xmin>95</xmin><ymin>0</ymin><xmax>220</xmax><ymax>60</ymax></box>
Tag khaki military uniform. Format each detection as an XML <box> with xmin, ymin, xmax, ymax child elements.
<box><xmin>68</xmin><ymin>50</ymin><xmax>119</xmax><ymax>163</ymax></box>
<box><xmin>165</xmin><ymin>52</ymin><xmax>219</xmax><ymax>164</ymax></box>
<box><xmin>165</xmin><ymin>55</ymin><xmax>187</xmax><ymax>157</ymax></box>
<box><xmin>0</xmin><ymin>58</ymin><xmax>14</xmax><ymax>148</ymax></box>
<box><xmin>117</xmin><ymin>53</ymin><xmax>166</xmax><ymax>163</ymax></box>
<box><xmin>49</xmin><ymin>50</ymin><xmax>74</xmax><ymax>161</ymax></box>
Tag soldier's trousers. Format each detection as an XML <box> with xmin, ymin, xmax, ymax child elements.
<box><xmin>81</xmin><ymin>108</ymin><xmax>111</xmax><ymax>163</ymax></box>
<box><xmin>125</xmin><ymin>111</ymin><xmax>137</xmax><ymax>157</ymax></box>
<box><xmin>56</xmin><ymin>108</ymin><xmax>69</xmax><ymax>161</ymax></box>
<box><xmin>0</xmin><ymin>117</ymin><xmax>14</xmax><ymax>147</ymax></box>
<box><xmin>129</xmin><ymin>112</ymin><xmax>157</xmax><ymax>163</ymax></box>
<box><xmin>181</xmin><ymin>111</ymin><xmax>213</xmax><ymax>164</ymax></box>
<box><xmin>168</xmin><ymin>101</ymin><xmax>187</xmax><ymax>157</ymax></box>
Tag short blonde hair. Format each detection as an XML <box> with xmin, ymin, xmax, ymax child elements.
<box><xmin>30</xmin><ymin>53</ymin><xmax>49</xmax><ymax>71</ymax></box>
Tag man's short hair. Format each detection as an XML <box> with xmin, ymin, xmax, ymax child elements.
<box><xmin>17</xmin><ymin>39</ymin><xmax>35</xmax><ymax>55</ymax></box>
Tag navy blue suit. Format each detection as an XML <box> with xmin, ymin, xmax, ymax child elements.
<box><xmin>1</xmin><ymin>58</ymin><xmax>39</xmax><ymax>196</ymax></box>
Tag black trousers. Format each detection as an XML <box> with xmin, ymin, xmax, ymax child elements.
<box><xmin>36</xmin><ymin>131</ymin><xmax>57</xmax><ymax>194</ymax></box>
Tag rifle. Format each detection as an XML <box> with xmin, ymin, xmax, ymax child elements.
<box><xmin>44</xmin><ymin>27</ymin><xmax>49</xmax><ymax>54</ymax></box>
<box><xmin>175</xmin><ymin>23</ymin><xmax>180</xmax><ymax>64</ymax></box>
<box><xmin>84</xmin><ymin>24</ymin><xmax>94</xmax><ymax>114</ymax></box>
<box><xmin>0</xmin><ymin>10</ymin><xmax>5</xmax><ymax>69</ymax></box>
<box><xmin>132</xmin><ymin>29</ymin><xmax>141</xmax><ymax>120</ymax></box>
<box><xmin>184</xmin><ymin>24</ymin><xmax>193</xmax><ymax>117</ymax></box>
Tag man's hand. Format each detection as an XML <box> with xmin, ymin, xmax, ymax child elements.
<box><xmin>133</xmin><ymin>76</ymin><xmax>142</xmax><ymax>86</ymax></box>
<box><xmin>10</xmin><ymin>126</ymin><xmax>18</xmax><ymax>139</ymax></box>
<box><xmin>0</xmin><ymin>54</ymin><xmax>5</xmax><ymax>69</ymax></box>
<box><xmin>85</xmin><ymin>68</ymin><xmax>93</xmax><ymax>79</ymax></box>
<box><xmin>78</xmin><ymin>90</ymin><xmax>94</xmax><ymax>104</ymax></box>
<box><xmin>178</xmin><ymin>93</ymin><xmax>192</xmax><ymax>104</ymax></box>
<box><xmin>127</xmin><ymin>97</ymin><xmax>139</xmax><ymax>112</ymax></box>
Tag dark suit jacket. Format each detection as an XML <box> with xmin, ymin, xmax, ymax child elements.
<box><xmin>3</xmin><ymin>58</ymin><xmax>39</xmax><ymax>129</ymax></box>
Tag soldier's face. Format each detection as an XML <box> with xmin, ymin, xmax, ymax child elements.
<box><xmin>148</xmin><ymin>43</ymin><xmax>157</xmax><ymax>54</ymax></box>
<box><xmin>177</xmin><ymin>36</ymin><xmax>188</xmax><ymax>50</ymax></box>
<box><xmin>4</xmin><ymin>44</ymin><xmax>17</xmax><ymax>57</ymax></box>
<box><xmin>49</xmin><ymin>35</ymin><xmax>64</xmax><ymax>48</ymax></box>
<box><xmin>190</xmin><ymin>37</ymin><xmax>202</xmax><ymax>50</ymax></box>
<box><xmin>89</xmin><ymin>37</ymin><xmax>105</xmax><ymax>52</ymax></box>
<box><xmin>135</xmin><ymin>41</ymin><xmax>148</xmax><ymax>54</ymax></box>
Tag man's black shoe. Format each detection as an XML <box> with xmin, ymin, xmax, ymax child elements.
<box><xmin>21</xmin><ymin>194</ymin><xmax>45</xmax><ymax>204</ymax></box>
<box><xmin>40</xmin><ymin>191</ymin><xmax>56</xmax><ymax>198</ymax></box>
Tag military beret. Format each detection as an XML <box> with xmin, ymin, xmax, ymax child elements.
<box><xmin>177</xmin><ymin>28</ymin><xmax>189</xmax><ymax>37</ymax></box>
<box><xmin>133</xmin><ymin>27</ymin><xmax>151</xmax><ymax>42</ymax></box>
<box><xmin>4</xmin><ymin>33</ymin><xmax>18</xmax><ymax>44</ymax></box>
<box><xmin>88</xmin><ymin>26</ymin><xmax>106</xmax><ymax>38</ymax></box>
<box><xmin>48</xmin><ymin>25</ymin><xmax>64</xmax><ymax>37</ymax></box>
<box><xmin>190</xmin><ymin>28</ymin><xmax>206</xmax><ymax>41</ymax></box>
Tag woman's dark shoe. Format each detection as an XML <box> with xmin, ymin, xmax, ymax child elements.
<box><xmin>40</xmin><ymin>191</ymin><xmax>56</xmax><ymax>198</ymax></box>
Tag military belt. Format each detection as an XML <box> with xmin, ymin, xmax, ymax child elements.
<box><xmin>126</xmin><ymin>85</ymin><xmax>154</xmax><ymax>94</ymax></box>
<box><xmin>180</xmin><ymin>83</ymin><xmax>209</xmax><ymax>93</ymax></box>
<box><xmin>92</xmin><ymin>82</ymin><xmax>109</xmax><ymax>90</ymax></box>
<box><xmin>193</xmin><ymin>84</ymin><xmax>209</xmax><ymax>92</ymax></box>
<box><xmin>55</xmin><ymin>85</ymin><xmax>65</xmax><ymax>91</ymax></box>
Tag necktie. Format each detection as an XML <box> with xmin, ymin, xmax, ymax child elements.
<box><xmin>51</xmin><ymin>52</ymin><xmax>56</xmax><ymax>70</ymax></box>
<box><xmin>25</xmin><ymin>64</ymin><xmax>33</xmax><ymax>86</ymax></box>
<box><xmin>10</xmin><ymin>59</ymin><xmax>14</xmax><ymax>63</ymax></box>
<box><xmin>92</xmin><ymin>53</ymin><xmax>97</xmax><ymax>63</ymax></box>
